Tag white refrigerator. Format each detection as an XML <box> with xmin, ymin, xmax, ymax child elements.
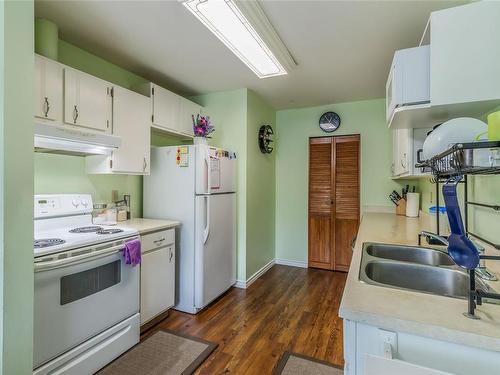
<box><xmin>144</xmin><ymin>144</ymin><xmax>236</xmax><ymax>314</ymax></box>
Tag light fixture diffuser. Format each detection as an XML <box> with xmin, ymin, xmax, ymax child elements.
<box><xmin>182</xmin><ymin>0</ymin><xmax>291</xmax><ymax>78</ymax></box>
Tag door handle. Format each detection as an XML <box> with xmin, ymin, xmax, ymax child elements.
<box><xmin>44</xmin><ymin>97</ymin><xmax>50</xmax><ymax>117</ymax></box>
<box><xmin>169</xmin><ymin>247</ymin><xmax>173</xmax><ymax>262</ymax></box>
<box><xmin>73</xmin><ymin>105</ymin><xmax>79</xmax><ymax>123</ymax></box>
<box><xmin>201</xmin><ymin>145</ymin><xmax>211</xmax><ymax>194</ymax></box>
<box><xmin>34</xmin><ymin>244</ymin><xmax>122</xmax><ymax>272</ymax></box>
<box><xmin>143</xmin><ymin>157</ymin><xmax>147</xmax><ymax>172</ymax></box>
<box><xmin>203</xmin><ymin>196</ymin><xmax>210</xmax><ymax>244</ymax></box>
<box><xmin>153</xmin><ymin>238</ymin><xmax>165</xmax><ymax>246</ymax></box>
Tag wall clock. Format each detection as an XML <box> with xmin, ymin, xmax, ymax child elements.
<box><xmin>258</xmin><ymin>124</ymin><xmax>274</xmax><ymax>154</ymax></box>
<box><xmin>319</xmin><ymin>112</ymin><xmax>341</xmax><ymax>133</ymax></box>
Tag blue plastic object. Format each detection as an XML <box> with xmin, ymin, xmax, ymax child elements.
<box><xmin>442</xmin><ymin>176</ymin><xmax>480</xmax><ymax>270</ymax></box>
<box><xmin>429</xmin><ymin>206</ymin><xmax>447</xmax><ymax>215</ymax></box>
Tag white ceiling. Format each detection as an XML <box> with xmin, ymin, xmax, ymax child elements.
<box><xmin>35</xmin><ymin>0</ymin><xmax>467</xmax><ymax>109</ymax></box>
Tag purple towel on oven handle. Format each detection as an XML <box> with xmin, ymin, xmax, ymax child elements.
<box><xmin>123</xmin><ymin>239</ymin><xmax>141</xmax><ymax>266</ymax></box>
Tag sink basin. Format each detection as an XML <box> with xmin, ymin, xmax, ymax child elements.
<box><xmin>364</xmin><ymin>261</ymin><xmax>472</xmax><ymax>298</ymax></box>
<box><xmin>365</xmin><ymin>243</ymin><xmax>455</xmax><ymax>266</ymax></box>
<box><xmin>359</xmin><ymin>242</ymin><xmax>497</xmax><ymax>301</ymax></box>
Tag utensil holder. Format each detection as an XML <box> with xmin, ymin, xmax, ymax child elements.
<box><xmin>396</xmin><ymin>198</ymin><xmax>407</xmax><ymax>216</ymax></box>
<box><xmin>406</xmin><ymin>193</ymin><xmax>420</xmax><ymax>218</ymax></box>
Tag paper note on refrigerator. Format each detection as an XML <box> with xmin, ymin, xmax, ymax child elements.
<box><xmin>210</xmin><ymin>157</ymin><xmax>221</xmax><ymax>189</ymax></box>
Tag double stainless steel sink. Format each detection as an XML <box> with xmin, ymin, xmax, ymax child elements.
<box><xmin>360</xmin><ymin>243</ymin><xmax>498</xmax><ymax>301</ymax></box>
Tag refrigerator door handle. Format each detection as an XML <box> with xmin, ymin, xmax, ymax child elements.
<box><xmin>203</xmin><ymin>146</ymin><xmax>211</xmax><ymax>194</ymax></box>
<box><xmin>203</xmin><ymin>195</ymin><xmax>210</xmax><ymax>244</ymax></box>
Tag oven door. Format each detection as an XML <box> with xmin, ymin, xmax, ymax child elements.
<box><xmin>33</xmin><ymin>238</ymin><xmax>140</xmax><ymax>369</ymax></box>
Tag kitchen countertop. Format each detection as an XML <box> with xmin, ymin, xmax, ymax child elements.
<box><xmin>119</xmin><ymin>218</ymin><xmax>181</xmax><ymax>235</ymax></box>
<box><xmin>339</xmin><ymin>212</ymin><xmax>500</xmax><ymax>353</ymax></box>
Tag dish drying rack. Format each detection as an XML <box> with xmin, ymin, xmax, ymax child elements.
<box><xmin>416</xmin><ymin>141</ymin><xmax>500</xmax><ymax>319</ymax></box>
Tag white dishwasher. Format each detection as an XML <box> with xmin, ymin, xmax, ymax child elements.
<box><xmin>140</xmin><ymin>228</ymin><xmax>176</xmax><ymax>325</ymax></box>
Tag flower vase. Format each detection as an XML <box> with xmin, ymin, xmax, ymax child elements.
<box><xmin>194</xmin><ymin>137</ymin><xmax>208</xmax><ymax>145</ymax></box>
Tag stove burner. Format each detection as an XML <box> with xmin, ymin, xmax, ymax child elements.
<box><xmin>69</xmin><ymin>226</ymin><xmax>103</xmax><ymax>233</ymax></box>
<box><xmin>97</xmin><ymin>229</ymin><xmax>124</xmax><ymax>235</ymax></box>
<box><xmin>34</xmin><ymin>238</ymin><xmax>66</xmax><ymax>249</ymax></box>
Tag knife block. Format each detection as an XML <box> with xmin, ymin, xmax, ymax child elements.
<box><xmin>396</xmin><ymin>198</ymin><xmax>407</xmax><ymax>216</ymax></box>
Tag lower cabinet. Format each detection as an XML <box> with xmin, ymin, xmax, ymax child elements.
<box><xmin>140</xmin><ymin>229</ymin><xmax>175</xmax><ymax>326</ymax></box>
<box><xmin>344</xmin><ymin>320</ymin><xmax>500</xmax><ymax>375</ymax></box>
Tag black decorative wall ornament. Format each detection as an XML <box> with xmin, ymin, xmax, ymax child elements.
<box><xmin>258</xmin><ymin>124</ymin><xmax>274</xmax><ymax>154</ymax></box>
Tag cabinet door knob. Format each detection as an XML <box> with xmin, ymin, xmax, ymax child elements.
<box><xmin>44</xmin><ymin>97</ymin><xmax>50</xmax><ymax>117</ymax></box>
<box><xmin>73</xmin><ymin>105</ymin><xmax>79</xmax><ymax>123</ymax></box>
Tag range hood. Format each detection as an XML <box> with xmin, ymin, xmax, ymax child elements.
<box><xmin>34</xmin><ymin>122</ymin><xmax>121</xmax><ymax>156</ymax></box>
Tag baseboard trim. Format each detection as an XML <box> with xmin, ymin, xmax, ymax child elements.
<box><xmin>275</xmin><ymin>258</ymin><xmax>308</xmax><ymax>268</ymax></box>
<box><xmin>363</xmin><ymin>205</ymin><xmax>395</xmax><ymax>214</ymax></box>
<box><xmin>234</xmin><ymin>259</ymin><xmax>275</xmax><ymax>289</ymax></box>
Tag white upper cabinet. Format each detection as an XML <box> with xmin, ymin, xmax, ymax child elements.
<box><xmin>392</xmin><ymin>127</ymin><xmax>432</xmax><ymax>179</ymax></box>
<box><xmin>430</xmin><ymin>2</ymin><xmax>500</xmax><ymax>107</ymax></box>
<box><xmin>180</xmin><ymin>98</ymin><xmax>202</xmax><ymax>136</ymax></box>
<box><xmin>388</xmin><ymin>1</ymin><xmax>500</xmax><ymax>129</ymax></box>
<box><xmin>86</xmin><ymin>86</ymin><xmax>151</xmax><ymax>175</ymax></box>
<box><xmin>151</xmin><ymin>84</ymin><xmax>181</xmax><ymax>132</ymax></box>
<box><xmin>138</xmin><ymin>83</ymin><xmax>203</xmax><ymax>138</ymax></box>
<box><xmin>35</xmin><ymin>55</ymin><xmax>63</xmax><ymax>123</ymax></box>
<box><xmin>64</xmin><ymin>68</ymin><xmax>112</xmax><ymax>133</ymax></box>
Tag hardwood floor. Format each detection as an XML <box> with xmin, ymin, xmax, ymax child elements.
<box><xmin>142</xmin><ymin>265</ymin><xmax>347</xmax><ymax>374</ymax></box>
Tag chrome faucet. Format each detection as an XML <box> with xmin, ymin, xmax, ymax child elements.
<box><xmin>419</xmin><ymin>231</ymin><xmax>498</xmax><ymax>282</ymax></box>
<box><xmin>420</xmin><ymin>231</ymin><xmax>448</xmax><ymax>246</ymax></box>
<box><xmin>474</xmin><ymin>242</ymin><xmax>498</xmax><ymax>281</ymax></box>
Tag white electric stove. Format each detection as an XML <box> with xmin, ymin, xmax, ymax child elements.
<box><xmin>33</xmin><ymin>194</ymin><xmax>140</xmax><ymax>375</ymax></box>
<box><xmin>34</xmin><ymin>194</ymin><xmax>137</xmax><ymax>257</ymax></box>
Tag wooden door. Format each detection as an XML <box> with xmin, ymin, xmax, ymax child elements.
<box><xmin>308</xmin><ymin>135</ymin><xmax>360</xmax><ymax>271</ymax></box>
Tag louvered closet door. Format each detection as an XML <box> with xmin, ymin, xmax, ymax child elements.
<box><xmin>333</xmin><ymin>135</ymin><xmax>360</xmax><ymax>272</ymax></box>
<box><xmin>308</xmin><ymin>138</ymin><xmax>334</xmax><ymax>269</ymax></box>
<box><xmin>308</xmin><ymin>135</ymin><xmax>360</xmax><ymax>271</ymax></box>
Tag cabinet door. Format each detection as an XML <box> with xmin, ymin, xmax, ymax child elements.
<box><xmin>35</xmin><ymin>56</ymin><xmax>63</xmax><ymax>122</ymax></box>
<box><xmin>179</xmin><ymin>99</ymin><xmax>201</xmax><ymax>136</ymax></box>
<box><xmin>392</xmin><ymin>130</ymin><xmax>399</xmax><ymax>177</ymax></box>
<box><xmin>140</xmin><ymin>245</ymin><xmax>175</xmax><ymax>325</ymax></box>
<box><xmin>393</xmin><ymin>128</ymin><xmax>410</xmax><ymax>176</ymax></box>
<box><xmin>152</xmin><ymin>84</ymin><xmax>181</xmax><ymax>132</ymax></box>
<box><xmin>398</xmin><ymin>128</ymin><xmax>410</xmax><ymax>175</ymax></box>
<box><xmin>110</xmin><ymin>87</ymin><xmax>151</xmax><ymax>174</ymax></box>
<box><xmin>64</xmin><ymin>69</ymin><xmax>112</xmax><ymax>132</ymax></box>
<box><xmin>430</xmin><ymin>2</ymin><xmax>500</xmax><ymax>106</ymax></box>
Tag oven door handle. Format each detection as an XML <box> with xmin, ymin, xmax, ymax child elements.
<box><xmin>34</xmin><ymin>244</ymin><xmax>126</xmax><ymax>273</ymax></box>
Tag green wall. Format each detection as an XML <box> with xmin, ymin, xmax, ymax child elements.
<box><xmin>1</xmin><ymin>1</ymin><xmax>34</xmax><ymax>372</ymax></box>
<box><xmin>275</xmin><ymin>99</ymin><xmax>410</xmax><ymax>263</ymax></box>
<box><xmin>35</xmin><ymin>153</ymin><xmax>143</xmax><ymax>217</ymax></box>
<box><xmin>193</xmin><ymin>89</ymin><xmax>249</xmax><ymax>281</ymax></box>
<box><xmin>58</xmin><ymin>39</ymin><xmax>148</xmax><ymax>91</ymax></box>
<box><xmin>193</xmin><ymin>89</ymin><xmax>276</xmax><ymax>282</ymax></box>
<box><xmin>246</xmin><ymin>90</ymin><xmax>276</xmax><ymax>278</ymax></box>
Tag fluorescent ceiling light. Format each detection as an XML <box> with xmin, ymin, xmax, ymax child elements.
<box><xmin>182</xmin><ymin>0</ymin><xmax>291</xmax><ymax>78</ymax></box>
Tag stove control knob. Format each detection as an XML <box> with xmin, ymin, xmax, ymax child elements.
<box><xmin>81</xmin><ymin>200</ymin><xmax>88</xmax><ymax>208</ymax></box>
<box><xmin>72</xmin><ymin>199</ymin><xmax>80</xmax><ymax>208</ymax></box>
